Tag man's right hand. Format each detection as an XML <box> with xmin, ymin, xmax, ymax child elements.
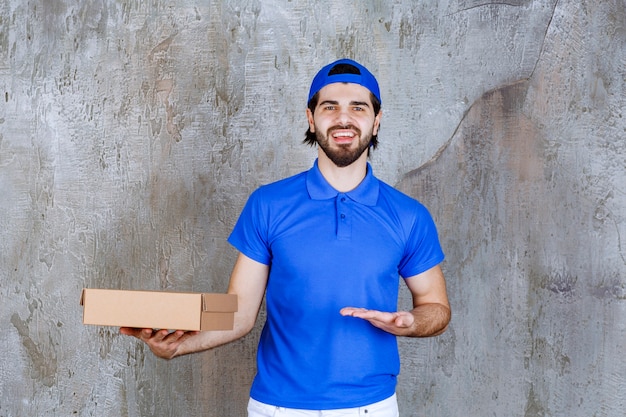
<box><xmin>119</xmin><ymin>327</ymin><xmax>199</xmax><ymax>359</ymax></box>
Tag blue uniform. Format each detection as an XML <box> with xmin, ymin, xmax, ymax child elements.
<box><xmin>228</xmin><ymin>160</ymin><xmax>444</xmax><ymax>409</ymax></box>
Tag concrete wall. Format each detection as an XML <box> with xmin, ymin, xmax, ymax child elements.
<box><xmin>1</xmin><ymin>1</ymin><xmax>624</xmax><ymax>416</ymax></box>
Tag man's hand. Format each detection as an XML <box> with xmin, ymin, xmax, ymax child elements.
<box><xmin>340</xmin><ymin>307</ymin><xmax>416</xmax><ymax>335</ymax></box>
<box><xmin>343</xmin><ymin>265</ymin><xmax>451</xmax><ymax>337</ymax></box>
<box><xmin>340</xmin><ymin>302</ymin><xmax>450</xmax><ymax>338</ymax></box>
<box><xmin>119</xmin><ymin>327</ymin><xmax>199</xmax><ymax>359</ymax></box>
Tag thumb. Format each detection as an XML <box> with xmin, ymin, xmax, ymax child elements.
<box><xmin>395</xmin><ymin>312</ymin><xmax>414</xmax><ymax>328</ymax></box>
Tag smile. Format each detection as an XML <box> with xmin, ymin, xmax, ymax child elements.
<box><xmin>332</xmin><ymin>131</ymin><xmax>355</xmax><ymax>138</ymax></box>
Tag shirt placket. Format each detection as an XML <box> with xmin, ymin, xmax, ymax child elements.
<box><xmin>336</xmin><ymin>193</ymin><xmax>352</xmax><ymax>240</ymax></box>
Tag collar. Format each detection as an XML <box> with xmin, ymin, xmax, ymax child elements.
<box><xmin>306</xmin><ymin>159</ymin><xmax>379</xmax><ymax>206</ymax></box>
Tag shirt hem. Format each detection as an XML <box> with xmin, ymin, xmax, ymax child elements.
<box><xmin>250</xmin><ymin>388</ymin><xmax>396</xmax><ymax>410</ymax></box>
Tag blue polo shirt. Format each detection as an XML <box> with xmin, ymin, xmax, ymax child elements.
<box><xmin>228</xmin><ymin>160</ymin><xmax>444</xmax><ymax>409</ymax></box>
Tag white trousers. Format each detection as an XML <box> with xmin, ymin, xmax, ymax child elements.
<box><xmin>247</xmin><ymin>394</ymin><xmax>399</xmax><ymax>417</ymax></box>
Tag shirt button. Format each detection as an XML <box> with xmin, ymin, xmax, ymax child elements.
<box><xmin>340</xmin><ymin>214</ymin><xmax>346</xmax><ymax>219</ymax></box>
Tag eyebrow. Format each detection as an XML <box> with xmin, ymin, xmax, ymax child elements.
<box><xmin>318</xmin><ymin>100</ymin><xmax>371</xmax><ymax>108</ymax></box>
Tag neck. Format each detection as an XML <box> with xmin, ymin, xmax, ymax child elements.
<box><xmin>317</xmin><ymin>151</ymin><xmax>368</xmax><ymax>192</ymax></box>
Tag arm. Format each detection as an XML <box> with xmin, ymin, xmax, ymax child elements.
<box><xmin>120</xmin><ymin>253</ymin><xmax>269</xmax><ymax>359</ymax></box>
<box><xmin>340</xmin><ymin>264</ymin><xmax>450</xmax><ymax>337</ymax></box>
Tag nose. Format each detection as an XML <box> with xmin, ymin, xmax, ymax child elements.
<box><xmin>336</xmin><ymin>107</ymin><xmax>352</xmax><ymax>126</ymax></box>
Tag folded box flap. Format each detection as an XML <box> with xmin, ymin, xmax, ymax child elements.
<box><xmin>201</xmin><ymin>293</ymin><xmax>237</xmax><ymax>312</ymax></box>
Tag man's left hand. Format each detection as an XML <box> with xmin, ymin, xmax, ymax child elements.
<box><xmin>340</xmin><ymin>307</ymin><xmax>415</xmax><ymax>335</ymax></box>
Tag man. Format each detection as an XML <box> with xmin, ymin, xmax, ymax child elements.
<box><xmin>121</xmin><ymin>58</ymin><xmax>451</xmax><ymax>416</ymax></box>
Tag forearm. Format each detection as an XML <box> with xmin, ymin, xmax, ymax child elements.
<box><xmin>406</xmin><ymin>302</ymin><xmax>451</xmax><ymax>337</ymax></box>
<box><xmin>173</xmin><ymin>315</ymin><xmax>255</xmax><ymax>357</ymax></box>
<box><xmin>121</xmin><ymin>253</ymin><xmax>269</xmax><ymax>360</ymax></box>
<box><xmin>175</xmin><ymin>254</ymin><xmax>268</xmax><ymax>357</ymax></box>
<box><xmin>339</xmin><ymin>302</ymin><xmax>450</xmax><ymax>337</ymax></box>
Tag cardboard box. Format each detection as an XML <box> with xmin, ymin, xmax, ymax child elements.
<box><xmin>81</xmin><ymin>288</ymin><xmax>237</xmax><ymax>331</ymax></box>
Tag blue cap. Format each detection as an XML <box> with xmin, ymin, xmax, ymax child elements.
<box><xmin>308</xmin><ymin>58</ymin><xmax>381</xmax><ymax>105</ymax></box>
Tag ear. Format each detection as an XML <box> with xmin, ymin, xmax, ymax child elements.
<box><xmin>373</xmin><ymin>110</ymin><xmax>382</xmax><ymax>136</ymax></box>
<box><xmin>306</xmin><ymin>108</ymin><xmax>315</xmax><ymax>132</ymax></box>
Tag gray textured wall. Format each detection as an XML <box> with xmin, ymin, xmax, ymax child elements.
<box><xmin>1</xmin><ymin>1</ymin><xmax>624</xmax><ymax>416</ymax></box>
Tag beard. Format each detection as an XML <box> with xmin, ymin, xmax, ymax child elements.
<box><xmin>315</xmin><ymin>125</ymin><xmax>373</xmax><ymax>168</ymax></box>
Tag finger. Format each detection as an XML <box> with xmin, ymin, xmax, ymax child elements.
<box><xmin>162</xmin><ymin>330</ymin><xmax>185</xmax><ymax>342</ymax></box>
<box><xmin>131</xmin><ymin>328</ymin><xmax>161</xmax><ymax>343</ymax></box>
<box><xmin>119</xmin><ymin>327</ymin><xmax>149</xmax><ymax>338</ymax></box>
<box><xmin>119</xmin><ymin>327</ymin><xmax>136</xmax><ymax>336</ymax></box>
<box><xmin>340</xmin><ymin>307</ymin><xmax>368</xmax><ymax>316</ymax></box>
<box><xmin>169</xmin><ymin>330</ymin><xmax>199</xmax><ymax>343</ymax></box>
<box><xmin>148</xmin><ymin>329</ymin><xmax>170</xmax><ymax>342</ymax></box>
<box><xmin>351</xmin><ymin>309</ymin><xmax>382</xmax><ymax>319</ymax></box>
<box><xmin>150</xmin><ymin>330</ymin><xmax>199</xmax><ymax>345</ymax></box>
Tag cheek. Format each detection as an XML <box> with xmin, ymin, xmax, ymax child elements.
<box><xmin>311</xmin><ymin>118</ymin><xmax>329</xmax><ymax>134</ymax></box>
<box><xmin>310</xmin><ymin>117</ymin><xmax>323</xmax><ymax>133</ymax></box>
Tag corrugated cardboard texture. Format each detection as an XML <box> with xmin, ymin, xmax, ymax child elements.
<box><xmin>81</xmin><ymin>289</ymin><xmax>237</xmax><ymax>331</ymax></box>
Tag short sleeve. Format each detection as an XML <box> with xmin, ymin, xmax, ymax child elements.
<box><xmin>398</xmin><ymin>203</ymin><xmax>445</xmax><ymax>278</ymax></box>
<box><xmin>227</xmin><ymin>188</ymin><xmax>272</xmax><ymax>265</ymax></box>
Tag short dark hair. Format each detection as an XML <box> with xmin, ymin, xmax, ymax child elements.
<box><xmin>303</xmin><ymin>63</ymin><xmax>381</xmax><ymax>150</ymax></box>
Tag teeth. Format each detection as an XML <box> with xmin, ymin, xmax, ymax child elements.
<box><xmin>333</xmin><ymin>132</ymin><xmax>354</xmax><ymax>138</ymax></box>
